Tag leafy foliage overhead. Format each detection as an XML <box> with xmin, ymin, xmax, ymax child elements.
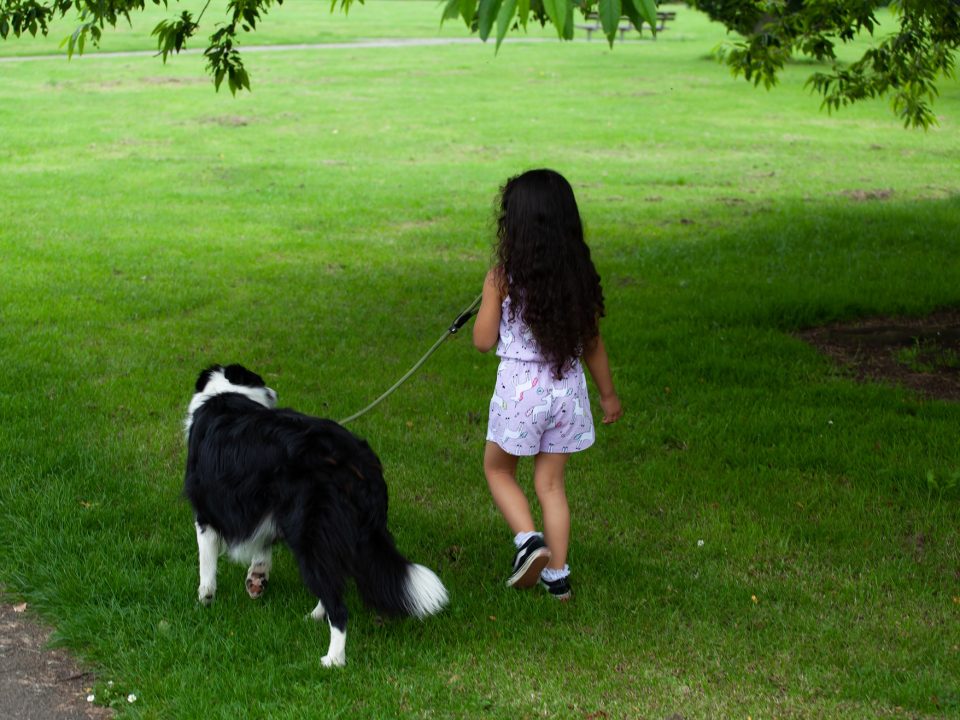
<box><xmin>0</xmin><ymin>0</ymin><xmax>956</xmax><ymax>127</ymax></box>
<box><xmin>689</xmin><ymin>0</ymin><xmax>960</xmax><ymax>128</ymax></box>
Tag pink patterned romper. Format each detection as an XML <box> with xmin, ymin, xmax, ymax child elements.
<box><xmin>486</xmin><ymin>296</ymin><xmax>596</xmax><ymax>456</ymax></box>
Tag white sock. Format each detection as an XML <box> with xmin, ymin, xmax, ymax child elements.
<box><xmin>541</xmin><ymin>565</ymin><xmax>570</xmax><ymax>582</ymax></box>
<box><xmin>513</xmin><ymin>531</ymin><xmax>542</xmax><ymax>549</ymax></box>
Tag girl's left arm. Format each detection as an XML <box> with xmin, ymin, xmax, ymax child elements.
<box><xmin>473</xmin><ymin>268</ymin><xmax>503</xmax><ymax>352</ymax></box>
<box><xmin>583</xmin><ymin>334</ymin><xmax>623</xmax><ymax>424</ymax></box>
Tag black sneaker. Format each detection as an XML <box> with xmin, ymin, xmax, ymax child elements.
<box><xmin>506</xmin><ymin>536</ymin><xmax>552</xmax><ymax>589</ymax></box>
<box><xmin>539</xmin><ymin>575</ymin><xmax>572</xmax><ymax>601</ymax></box>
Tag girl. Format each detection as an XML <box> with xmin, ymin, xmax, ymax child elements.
<box><xmin>473</xmin><ymin>169</ymin><xmax>622</xmax><ymax>601</ymax></box>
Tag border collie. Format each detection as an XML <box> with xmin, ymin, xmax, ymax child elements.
<box><xmin>183</xmin><ymin>364</ymin><xmax>448</xmax><ymax>667</ymax></box>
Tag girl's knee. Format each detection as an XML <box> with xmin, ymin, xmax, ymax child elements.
<box><xmin>533</xmin><ymin>453</ymin><xmax>569</xmax><ymax>495</ymax></box>
<box><xmin>484</xmin><ymin>442</ymin><xmax>518</xmax><ymax>475</ymax></box>
<box><xmin>534</xmin><ymin>471</ymin><xmax>566</xmax><ymax>498</ymax></box>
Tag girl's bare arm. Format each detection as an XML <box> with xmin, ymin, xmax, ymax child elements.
<box><xmin>583</xmin><ymin>334</ymin><xmax>623</xmax><ymax>424</ymax></box>
<box><xmin>473</xmin><ymin>268</ymin><xmax>504</xmax><ymax>353</ymax></box>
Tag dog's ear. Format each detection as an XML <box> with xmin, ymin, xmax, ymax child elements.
<box><xmin>224</xmin><ymin>364</ymin><xmax>267</xmax><ymax>389</ymax></box>
<box><xmin>196</xmin><ymin>365</ymin><xmax>224</xmax><ymax>393</ymax></box>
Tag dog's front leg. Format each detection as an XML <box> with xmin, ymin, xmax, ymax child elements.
<box><xmin>195</xmin><ymin>522</ymin><xmax>219</xmax><ymax>605</ymax></box>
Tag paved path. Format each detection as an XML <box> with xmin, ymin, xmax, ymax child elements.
<box><xmin>0</xmin><ymin>601</ymin><xmax>112</xmax><ymax>720</ymax></box>
<box><xmin>0</xmin><ymin>36</ymin><xmax>548</xmax><ymax>63</ymax></box>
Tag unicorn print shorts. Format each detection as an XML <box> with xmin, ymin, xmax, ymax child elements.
<box><xmin>486</xmin><ymin>358</ymin><xmax>596</xmax><ymax>456</ymax></box>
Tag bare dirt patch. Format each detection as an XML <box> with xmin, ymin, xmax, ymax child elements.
<box><xmin>198</xmin><ymin>115</ymin><xmax>252</xmax><ymax>127</ymax></box>
<box><xmin>839</xmin><ymin>188</ymin><xmax>895</xmax><ymax>202</ymax></box>
<box><xmin>0</xmin><ymin>601</ymin><xmax>113</xmax><ymax>720</ymax></box>
<box><xmin>797</xmin><ymin>307</ymin><xmax>960</xmax><ymax>401</ymax></box>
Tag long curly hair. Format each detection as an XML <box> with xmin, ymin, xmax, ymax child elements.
<box><xmin>495</xmin><ymin>169</ymin><xmax>605</xmax><ymax>379</ymax></box>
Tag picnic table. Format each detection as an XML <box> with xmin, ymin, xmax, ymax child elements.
<box><xmin>577</xmin><ymin>9</ymin><xmax>677</xmax><ymax>40</ymax></box>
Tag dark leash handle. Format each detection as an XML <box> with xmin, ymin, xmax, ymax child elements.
<box><xmin>449</xmin><ymin>295</ymin><xmax>482</xmax><ymax>334</ymax></box>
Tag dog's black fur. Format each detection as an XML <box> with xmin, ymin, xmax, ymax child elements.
<box><xmin>184</xmin><ymin>364</ymin><xmax>447</xmax><ymax>667</ymax></box>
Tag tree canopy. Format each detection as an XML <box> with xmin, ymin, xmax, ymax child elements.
<box><xmin>689</xmin><ymin>1</ymin><xmax>959</xmax><ymax>128</ymax></box>
<box><xmin>1</xmin><ymin>0</ymin><xmax>957</xmax><ymax>127</ymax></box>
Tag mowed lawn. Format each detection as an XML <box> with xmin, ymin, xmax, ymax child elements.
<box><xmin>1</xmin><ymin>3</ymin><xmax>959</xmax><ymax>718</ymax></box>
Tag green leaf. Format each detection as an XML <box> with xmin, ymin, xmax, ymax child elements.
<box><xmin>441</xmin><ymin>0</ymin><xmax>461</xmax><ymax>24</ymax></box>
<box><xmin>478</xmin><ymin>0</ymin><xmax>502</xmax><ymax>41</ymax></box>
<box><xmin>459</xmin><ymin>0</ymin><xmax>475</xmax><ymax>28</ymax></box>
<box><xmin>620</xmin><ymin>0</ymin><xmax>643</xmax><ymax>35</ymax></box>
<box><xmin>636</xmin><ymin>0</ymin><xmax>657</xmax><ymax>35</ymax></box>
<box><xmin>541</xmin><ymin>0</ymin><xmax>566</xmax><ymax>38</ymax></box>
<box><xmin>495</xmin><ymin>0</ymin><xmax>516</xmax><ymax>51</ymax></box>
<box><xmin>64</xmin><ymin>24</ymin><xmax>82</xmax><ymax>58</ymax></box>
<box><xmin>237</xmin><ymin>66</ymin><xmax>250</xmax><ymax>92</ymax></box>
<box><xmin>517</xmin><ymin>0</ymin><xmax>529</xmax><ymax>29</ymax></box>
<box><xmin>598</xmin><ymin>0</ymin><xmax>620</xmax><ymax>46</ymax></box>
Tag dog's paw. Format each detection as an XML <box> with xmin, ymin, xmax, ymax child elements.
<box><xmin>198</xmin><ymin>584</ymin><xmax>216</xmax><ymax>605</ymax></box>
<box><xmin>245</xmin><ymin>569</ymin><xmax>269</xmax><ymax>599</ymax></box>
<box><xmin>321</xmin><ymin>653</ymin><xmax>346</xmax><ymax>668</ymax></box>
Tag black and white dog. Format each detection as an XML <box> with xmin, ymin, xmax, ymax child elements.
<box><xmin>183</xmin><ymin>364</ymin><xmax>448</xmax><ymax>667</ymax></box>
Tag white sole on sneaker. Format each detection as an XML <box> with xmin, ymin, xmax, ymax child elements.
<box><xmin>506</xmin><ymin>547</ymin><xmax>552</xmax><ymax>589</ymax></box>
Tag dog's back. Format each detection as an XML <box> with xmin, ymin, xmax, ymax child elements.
<box><xmin>186</xmin><ymin>396</ymin><xmax>388</xmax><ymax>543</ymax></box>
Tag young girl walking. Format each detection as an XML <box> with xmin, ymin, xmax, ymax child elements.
<box><xmin>473</xmin><ymin>168</ymin><xmax>622</xmax><ymax>601</ymax></box>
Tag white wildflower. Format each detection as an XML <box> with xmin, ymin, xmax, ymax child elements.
<box><xmin>127</xmin><ymin>694</ymin><xmax>138</xmax><ymax>703</ymax></box>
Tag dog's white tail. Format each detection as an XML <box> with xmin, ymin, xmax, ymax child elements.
<box><xmin>353</xmin><ymin>527</ymin><xmax>448</xmax><ymax>619</ymax></box>
<box><xmin>404</xmin><ymin>564</ymin><xmax>449</xmax><ymax>618</ymax></box>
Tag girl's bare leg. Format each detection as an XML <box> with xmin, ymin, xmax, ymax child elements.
<box><xmin>483</xmin><ymin>442</ymin><xmax>534</xmax><ymax>534</ymax></box>
<box><xmin>533</xmin><ymin>452</ymin><xmax>571</xmax><ymax>569</ymax></box>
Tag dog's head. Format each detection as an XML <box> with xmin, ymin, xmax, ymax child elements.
<box><xmin>185</xmin><ymin>364</ymin><xmax>278</xmax><ymax>436</ymax></box>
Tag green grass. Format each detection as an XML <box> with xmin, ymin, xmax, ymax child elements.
<box><xmin>2</xmin><ymin>3</ymin><xmax>960</xmax><ymax>718</ymax></box>
<box><xmin>897</xmin><ymin>340</ymin><xmax>960</xmax><ymax>374</ymax></box>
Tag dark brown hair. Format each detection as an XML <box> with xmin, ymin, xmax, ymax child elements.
<box><xmin>495</xmin><ymin>169</ymin><xmax>605</xmax><ymax>378</ymax></box>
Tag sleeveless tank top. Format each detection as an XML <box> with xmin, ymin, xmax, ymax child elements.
<box><xmin>495</xmin><ymin>295</ymin><xmax>546</xmax><ymax>362</ymax></box>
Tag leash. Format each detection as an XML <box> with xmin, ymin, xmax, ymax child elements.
<box><xmin>338</xmin><ymin>293</ymin><xmax>483</xmax><ymax>425</ymax></box>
